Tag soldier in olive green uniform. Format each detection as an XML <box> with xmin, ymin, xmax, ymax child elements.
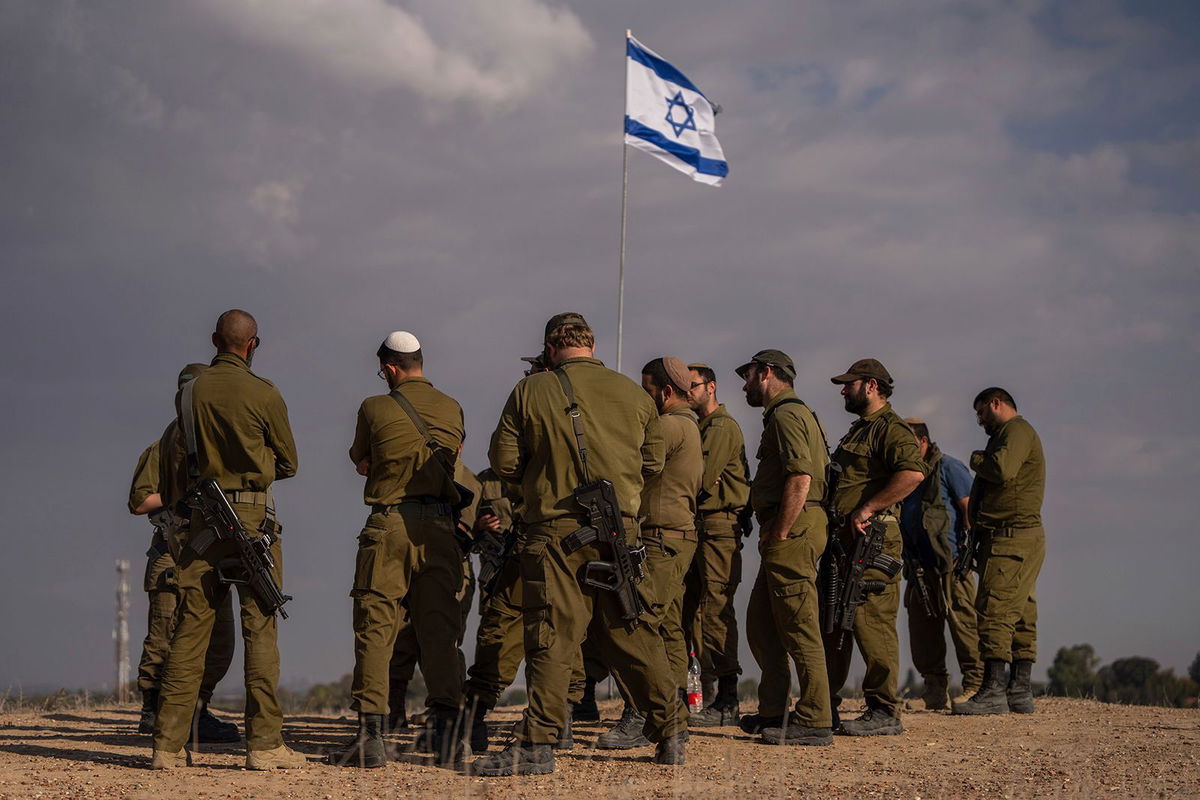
<box><xmin>331</xmin><ymin>331</ymin><xmax>467</xmax><ymax>768</ymax></box>
<box><xmin>385</xmin><ymin>459</ymin><xmax>482</xmax><ymax>731</ymax></box>
<box><xmin>594</xmin><ymin>357</ymin><xmax>703</xmax><ymax>750</ymax></box>
<box><xmin>152</xmin><ymin>311</ymin><xmax>304</xmax><ymax>771</ymax></box>
<box><xmin>898</xmin><ymin>418</ymin><xmax>982</xmax><ymax>708</ymax></box>
<box><xmin>683</xmin><ymin>362</ymin><xmax>750</xmax><ymax>726</ymax></box>
<box><xmin>129</xmin><ymin>364</ymin><xmax>238</xmax><ymax>742</ymax></box>
<box><xmin>473</xmin><ymin>313</ymin><xmax>687</xmax><ymax>776</ymax></box>
<box><xmin>734</xmin><ymin>350</ymin><xmax>834</xmax><ymax>746</ymax></box>
<box><xmin>953</xmin><ymin>387</ymin><xmax>1045</xmax><ymax>716</ymax></box>
<box><xmin>824</xmin><ymin>359</ymin><xmax>926</xmax><ymax>736</ymax></box>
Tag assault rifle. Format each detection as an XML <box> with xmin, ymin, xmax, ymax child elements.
<box><xmin>953</xmin><ymin>527</ymin><xmax>977</xmax><ymax>581</ymax></box>
<box><xmin>561</xmin><ymin>479</ymin><xmax>646</xmax><ymax>624</ymax></box>
<box><xmin>183</xmin><ymin>478</ymin><xmax>292</xmax><ymax>619</ymax></box>
<box><xmin>475</xmin><ymin>501</ymin><xmax>517</xmax><ymax>608</ymax></box>
<box><xmin>822</xmin><ymin>515</ymin><xmax>902</xmax><ymax>648</ymax></box>
<box><xmin>905</xmin><ymin>549</ymin><xmax>936</xmax><ymax>618</ymax></box>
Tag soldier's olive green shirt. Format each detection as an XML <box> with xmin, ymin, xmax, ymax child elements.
<box><xmin>752</xmin><ymin>389</ymin><xmax>829</xmax><ymax>521</ymax></box>
<box><xmin>128</xmin><ymin>441</ymin><xmax>160</xmax><ymax>513</ymax></box>
<box><xmin>188</xmin><ymin>352</ymin><xmax>298</xmax><ymax>492</ymax></box>
<box><xmin>156</xmin><ymin>421</ymin><xmax>190</xmax><ymax>508</ymax></box>
<box><xmin>476</xmin><ymin>467</ymin><xmax>516</xmax><ymax>530</ymax></box>
<box><xmin>349</xmin><ymin>377</ymin><xmax>465</xmax><ymax>506</ymax></box>
<box><xmin>969</xmin><ymin>415</ymin><xmax>1045</xmax><ymax>530</ymax></box>
<box><xmin>831</xmin><ymin>402</ymin><xmax>926</xmax><ymax>517</ymax></box>
<box><xmin>455</xmin><ymin>461</ymin><xmax>483</xmax><ymax>530</ymax></box>
<box><xmin>489</xmin><ymin>357</ymin><xmax>665</xmax><ymax>524</ymax></box>
<box><xmin>696</xmin><ymin>404</ymin><xmax>751</xmax><ymax>514</ymax></box>
<box><xmin>641</xmin><ymin>407</ymin><xmax>704</xmax><ymax>532</ymax></box>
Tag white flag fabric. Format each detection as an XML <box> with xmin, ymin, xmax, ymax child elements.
<box><xmin>624</xmin><ymin>34</ymin><xmax>728</xmax><ymax>186</ymax></box>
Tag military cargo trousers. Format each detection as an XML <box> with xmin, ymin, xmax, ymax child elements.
<box><xmin>683</xmin><ymin>512</ymin><xmax>743</xmax><ymax>682</ymax></box>
<box><xmin>350</xmin><ymin>506</ymin><xmax>465</xmax><ymax>715</ymax></box>
<box><xmin>823</xmin><ymin>515</ymin><xmax>904</xmax><ymax>717</ymax></box>
<box><xmin>137</xmin><ymin>535</ymin><xmax>236</xmax><ymax>703</ymax></box>
<box><xmin>154</xmin><ymin>504</ymin><xmax>285</xmax><ymax>753</ymax></box>
<box><xmin>975</xmin><ymin>525</ymin><xmax>1045</xmax><ymax>663</ymax></box>
<box><xmin>465</xmin><ymin>556</ymin><xmax>524</xmax><ymax>710</ymax></box>
<box><xmin>389</xmin><ymin>557</ymin><xmax>474</xmax><ymax>704</ymax></box>
<box><xmin>905</xmin><ymin>569</ymin><xmax>983</xmax><ymax>691</ymax></box>
<box><xmin>519</xmin><ymin>517</ymin><xmax>687</xmax><ymax>746</ymax></box>
<box><xmin>746</xmin><ymin>510</ymin><xmax>831</xmax><ymax>726</ymax></box>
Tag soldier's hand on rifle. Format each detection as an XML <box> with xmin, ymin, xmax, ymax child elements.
<box><xmin>474</xmin><ymin>513</ymin><xmax>502</xmax><ymax>534</ymax></box>
<box><xmin>849</xmin><ymin>506</ymin><xmax>873</xmax><ymax>536</ymax></box>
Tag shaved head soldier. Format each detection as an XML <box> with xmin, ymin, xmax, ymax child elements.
<box><xmin>682</xmin><ymin>362</ymin><xmax>750</xmax><ymax>726</ymax></box>
<box><xmin>330</xmin><ymin>331</ymin><xmax>468</xmax><ymax>768</ymax></box>
<box><xmin>151</xmin><ymin>311</ymin><xmax>303</xmax><ymax>770</ymax></box>
<box><xmin>736</xmin><ymin>350</ymin><xmax>834</xmax><ymax>746</ymax></box>
<box><xmin>953</xmin><ymin>388</ymin><xmax>1045</xmax><ymax>715</ymax></box>
<box><xmin>824</xmin><ymin>359</ymin><xmax>925</xmax><ymax>736</ymax></box>
<box><xmin>474</xmin><ymin>313</ymin><xmax>687</xmax><ymax>775</ymax></box>
<box><xmin>129</xmin><ymin>363</ymin><xmax>237</xmax><ymax>743</ymax></box>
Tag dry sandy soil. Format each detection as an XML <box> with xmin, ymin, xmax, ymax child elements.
<box><xmin>0</xmin><ymin>698</ymin><xmax>1196</xmax><ymax>798</ymax></box>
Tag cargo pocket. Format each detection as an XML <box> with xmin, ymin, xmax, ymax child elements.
<box><xmin>520</xmin><ymin>542</ymin><xmax>553</xmax><ymax>652</ymax></box>
<box><xmin>351</xmin><ymin>526</ymin><xmax>386</xmax><ymax>598</ymax></box>
<box><xmin>771</xmin><ymin>580</ymin><xmax>813</xmax><ymax>627</ymax></box>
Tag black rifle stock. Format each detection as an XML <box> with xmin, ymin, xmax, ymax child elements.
<box><xmin>823</xmin><ymin>516</ymin><xmax>901</xmax><ymax>648</ymax></box>
<box><xmin>475</xmin><ymin>502</ymin><xmax>518</xmax><ymax>608</ymax></box>
<box><xmin>906</xmin><ymin>550</ymin><xmax>936</xmax><ymax>617</ymax></box>
<box><xmin>184</xmin><ymin>478</ymin><xmax>292</xmax><ymax>619</ymax></box>
<box><xmin>562</xmin><ymin>479</ymin><xmax>646</xmax><ymax>624</ymax></box>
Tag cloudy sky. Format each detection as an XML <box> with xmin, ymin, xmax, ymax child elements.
<box><xmin>2</xmin><ymin>0</ymin><xmax>1197</xmax><ymax>694</ymax></box>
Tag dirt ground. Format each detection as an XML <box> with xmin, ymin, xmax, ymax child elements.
<box><xmin>0</xmin><ymin>697</ymin><xmax>1196</xmax><ymax>799</ymax></box>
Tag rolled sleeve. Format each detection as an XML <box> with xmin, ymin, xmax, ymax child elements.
<box><xmin>772</xmin><ymin>409</ymin><xmax>818</xmax><ymax>478</ymax></box>
<box><xmin>882</xmin><ymin>421</ymin><xmax>927</xmax><ymax>477</ymax></box>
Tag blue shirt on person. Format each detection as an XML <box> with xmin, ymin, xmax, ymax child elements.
<box><xmin>900</xmin><ymin>451</ymin><xmax>974</xmax><ymax>563</ymax></box>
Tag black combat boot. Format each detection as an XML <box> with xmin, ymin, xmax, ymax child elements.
<box><xmin>471</xmin><ymin>743</ymin><xmax>555</xmax><ymax>776</ymax></box>
<box><xmin>952</xmin><ymin>659</ymin><xmax>1010</xmax><ymax>715</ymax></box>
<box><xmin>690</xmin><ymin>674</ymin><xmax>740</xmax><ymax>727</ymax></box>
<box><xmin>760</xmin><ymin>712</ymin><xmax>834</xmax><ymax>746</ymax></box>
<box><xmin>138</xmin><ymin>689</ymin><xmax>158</xmax><ymax>734</ymax></box>
<box><xmin>596</xmin><ymin>706</ymin><xmax>650</xmax><ymax>749</ymax></box>
<box><xmin>922</xmin><ymin>673</ymin><xmax>950</xmax><ymax>711</ymax></box>
<box><xmin>430</xmin><ymin>705</ymin><xmax>469</xmax><ymax>768</ymax></box>
<box><xmin>191</xmin><ymin>702</ymin><xmax>240</xmax><ymax>744</ymax></box>
<box><xmin>838</xmin><ymin>707</ymin><xmax>903</xmax><ymax>736</ymax></box>
<box><xmin>465</xmin><ymin>700</ymin><xmax>490</xmax><ymax>754</ymax></box>
<box><xmin>1007</xmin><ymin>659</ymin><xmax>1035</xmax><ymax>714</ymax></box>
<box><xmin>653</xmin><ymin>731</ymin><xmax>686</xmax><ymax>765</ymax></box>
<box><xmin>386</xmin><ymin>679</ymin><xmax>408</xmax><ymax>732</ymax></box>
<box><xmin>738</xmin><ymin>712</ymin><xmax>783</xmax><ymax>735</ymax></box>
<box><xmin>326</xmin><ymin>713</ymin><xmax>387</xmax><ymax>768</ymax></box>
<box><xmin>571</xmin><ymin>678</ymin><xmax>600</xmax><ymax>722</ymax></box>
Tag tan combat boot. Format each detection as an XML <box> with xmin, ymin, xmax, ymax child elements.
<box><xmin>246</xmin><ymin>744</ymin><xmax>308</xmax><ymax>770</ymax></box>
<box><xmin>150</xmin><ymin>748</ymin><xmax>188</xmax><ymax>769</ymax></box>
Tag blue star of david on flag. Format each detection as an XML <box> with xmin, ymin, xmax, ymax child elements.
<box><xmin>664</xmin><ymin>91</ymin><xmax>697</xmax><ymax>138</ymax></box>
<box><xmin>624</xmin><ymin>33</ymin><xmax>728</xmax><ymax>185</ymax></box>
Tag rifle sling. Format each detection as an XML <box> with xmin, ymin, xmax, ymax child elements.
<box><xmin>388</xmin><ymin>389</ymin><xmax>461</xmax><ymax>501</ymax></box>
<box><xmin>180</xmin><ymin>379</ymin><xmax>201</xmax><ymax>482</ymax></box>
<box><xmin>553</xmin><ymin>367</ymin><xmax>592</xmax><ymax>484</ymax></box>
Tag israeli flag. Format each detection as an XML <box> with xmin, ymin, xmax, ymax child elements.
<box><xmin>625</xmin><ymin>34</ymin><xmax>729</xmax><ymax>186</ymax></box>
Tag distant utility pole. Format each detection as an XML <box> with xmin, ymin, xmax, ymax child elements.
<box><xmin>115</xmin><ymin>559</ymin><xmax>130</xmax><ymax>704</ymax></box>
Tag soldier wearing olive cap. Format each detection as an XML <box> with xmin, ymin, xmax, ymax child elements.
<box><xmin>824</xmin><ymin>359</ymin><xmax>926</xmax><ymax>736</ymax></box>
<box><xmin>475</xmin><ymin>313</ymin><xmax>687</xmax><ymax>776</ymax></box>
<box><xmin>736</xmin><ymin>349</ymin><xmax>835</xmax><ymax>746</ymax></box>
<box><xmin>330</xmin><ymin>330</ymin><xmax>468</xmax><ymax>768</ymax></box>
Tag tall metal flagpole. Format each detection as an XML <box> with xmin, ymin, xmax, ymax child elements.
<box><xmin>616</xmin><ymin>29</ymin><xmax>631</xmax><ymax>374</ymax></box>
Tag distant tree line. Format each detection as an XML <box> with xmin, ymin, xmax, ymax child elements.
<box><xmin>1046</xmin><ymin>645</ymin><xmax>1199</xmax><ymax>708</ymax></box>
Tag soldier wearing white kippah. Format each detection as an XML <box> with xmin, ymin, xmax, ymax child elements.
<box><xmin>329</xmin><ymin>331</ymin><xmax>469</xmax><ymax>768</ymax></box>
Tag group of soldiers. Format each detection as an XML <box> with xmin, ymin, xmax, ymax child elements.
<box><xmin>127</xmin><ymin>308</ymin><xmax>1046</xmax><ymax>774</ymax></box>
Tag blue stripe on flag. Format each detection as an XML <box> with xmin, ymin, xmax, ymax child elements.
<box><xmin>626</xmin><ymin>38</ymin><xmax>705</xmax><ymax>98</ymax></box>
<box><xmin>625</xmin><ymin>117</ymin><xmax>729</xmax><ymax>178</ymax></box>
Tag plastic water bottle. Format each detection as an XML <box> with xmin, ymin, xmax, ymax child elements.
<box><xmin>687</xmin><ymin>652</ymin><xmax>704</xmax><ymax>713</ymax></box>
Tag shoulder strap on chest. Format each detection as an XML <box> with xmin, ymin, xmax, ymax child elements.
<box><xmin>180</xmin><ymin>379</ymin><xmax>200</xmax><ymax>481</ymax></box>
<box><xmin>389</xmin><ymin>389</ymin><xmax>456</xmax><ymax>477</ymax></box>
<box><xmin>553</xmin><ymin>367</ymin><xmax>592</xmax><ymax>483</ymax></box>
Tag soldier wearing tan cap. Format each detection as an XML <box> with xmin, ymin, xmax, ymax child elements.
<box><xmin>825</xmin><ymin>358</ymin><xmax>926</xmax><ymax>736</ymax></box>
<box><xmin>593</xmin><ymin>357</ymin><xmax>704</xmax><ymax>750</ymax></box>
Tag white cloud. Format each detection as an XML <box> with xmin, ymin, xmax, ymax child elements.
<box><xmin>199</xmin><ymin>0</ymin><xmax>592</xmax><ymax>109</ymax></box>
